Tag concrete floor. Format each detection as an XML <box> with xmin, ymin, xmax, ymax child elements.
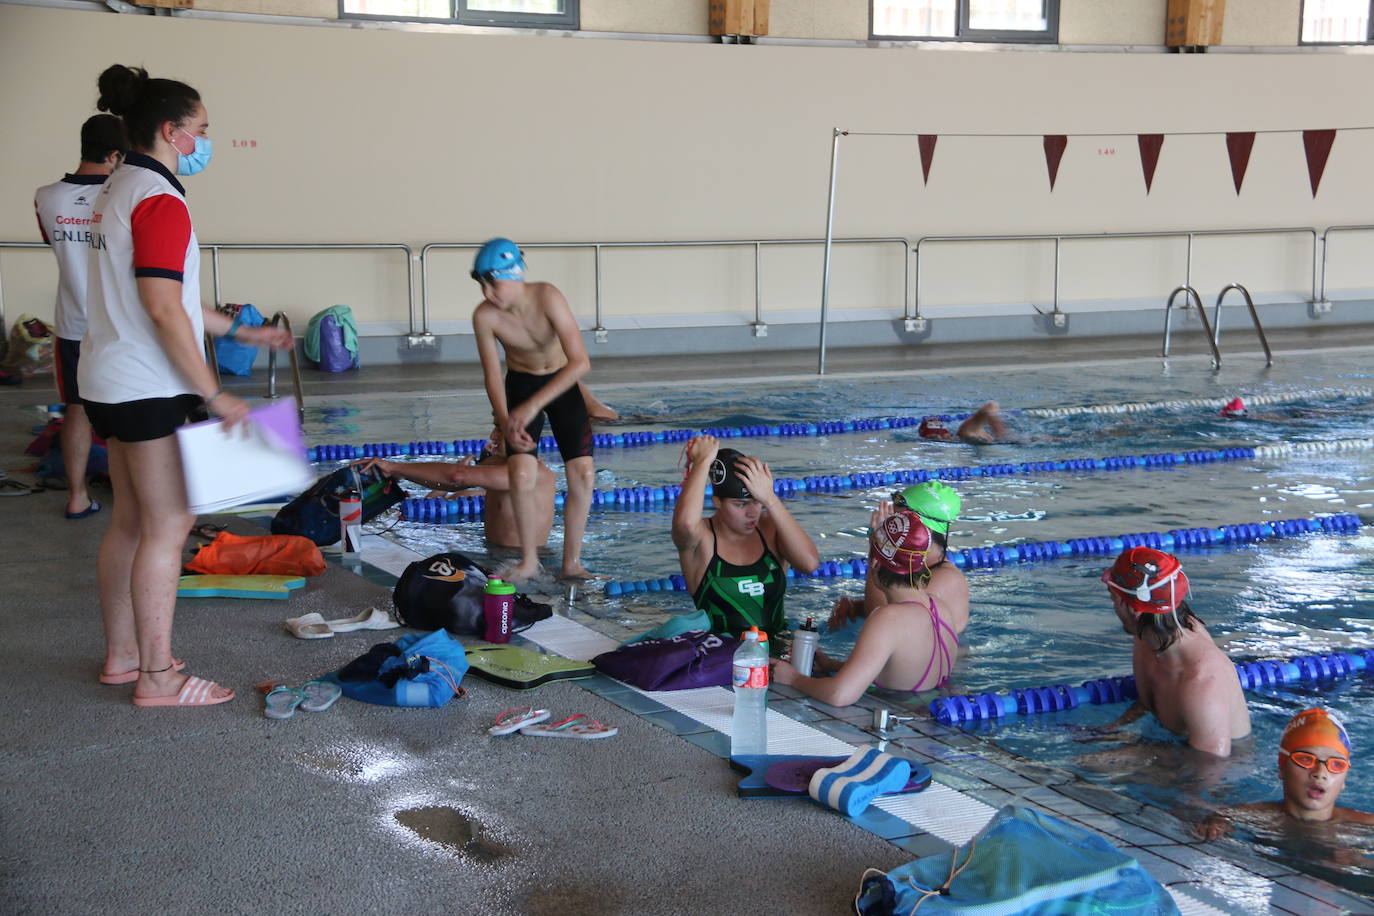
<box><xmin>4</xmin><ymin>327</ymin><xmax>1374</xmax><ymax>915</ymax></box>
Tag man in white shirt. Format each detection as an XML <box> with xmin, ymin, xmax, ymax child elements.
<box><xmin>33</xmin><ymin>114</ymin><xmax>127</xmax><ymax>518</ymax></box>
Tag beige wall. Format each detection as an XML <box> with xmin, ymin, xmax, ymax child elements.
<box><xmin>2</xmin><ymin>2</ymin><xmax>1371</xmax><ymax>336</ymax></box>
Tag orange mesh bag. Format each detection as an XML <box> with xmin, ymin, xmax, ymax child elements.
<box><xmin>185</xmin><ymin>531</ymin><xmax>326</xmax><ymax>577</ymax></box>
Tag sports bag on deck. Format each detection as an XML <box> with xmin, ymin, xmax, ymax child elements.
<box><xmin>271</xmin><ymin>465</ymin><xmax>404</xmax><ymax>546</ymax></box>
<box><xmin>392</xmin><ymin>551</ymin><xmax>552</xmax><ymax>635</ymax></box>
<box><xmin>184</xmin><ymin>531</ymin><xmax>326</xmax><ymax>577</ymax></box>
<box><xmin>591</xmin><ymin>630</ymin><xmax>739</xmax><ymax>691</ymax></box>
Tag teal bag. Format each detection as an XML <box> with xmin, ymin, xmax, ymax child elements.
<box><xmin>620</xmin><ymin>609</ymin><xmax>711</xmax><ymax>646</ymax></box>
<box><xmin>327</xmin><ymin>629</ymin><xmax>469</xmax><ymax>707</ymax></box>
<box><xmin>854</xmin><ymin>806</ymin><xmax>1180</xmax><ymax>915</ymax></box>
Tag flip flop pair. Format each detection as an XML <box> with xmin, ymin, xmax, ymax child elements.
<box><xmin>284</xmin><ymin>608</ymin><xmax>398</xmax><ymax>639</ymax></box>
<box><xmin>487</xmin><ymin>708</ymin><xmax>617</xmax><ymax>739</ymax></box>
<box><xmin>264</xmin><ymin>681</ymin><xmax>343</xmax><ymax>719</ymax></box>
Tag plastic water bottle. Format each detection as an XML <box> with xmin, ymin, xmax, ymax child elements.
<box><xmin>339</xmin><ymin>487</ymin><xmax>362</xmax><ymax>554</ymax></box>
<box><xmin>483</xmin><ymin>578</ymin><xmax>516</xmax><ymax>644</ymax></box>
<box><xmin>792</xmin><ymin>617</ymin><xmax>819</xmax><ymax>678</ymax></box>
<box><xmin>731</xmin><ymin>627</ymin><xmax>769</xmax><ymax>756</ymax></box>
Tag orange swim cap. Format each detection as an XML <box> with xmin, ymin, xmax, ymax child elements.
<box><xmin>1279</xmin><ymin>707</ymin><xmax>1352</xmax><ymax>770</ymax></box>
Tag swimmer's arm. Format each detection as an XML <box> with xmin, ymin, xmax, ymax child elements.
<box><xmin>753</xmin><ymin>492</ymin><xmax>820</xmax><ymax>575</ymax></box>
<box><xmin>509</xmin><ymin>289</ymin><xmax>590</xmax><ymax>427</ymax></box>
<box><xmin>473</xmin><ymin>306</ymin><xmax>510</xmax><ymax>425</ymax></box>
<box><xmin>671</xmin><ymin>438</ymin><xmax>715</xmax><ymax>553</ymax></box>
<box><xmin>773</xmin><ymin>609</ymin><xmax>897</xmax><ymax>707</ymax></box>
<box><xmin>356</xmin><ymin>457</ymin><xmax>492</xmax><ymax>491</ymax></box>
<box><xmin>1336</xmin><ymin>807</ymin><xmax>1374</xmax><ymax>826</ymax></box>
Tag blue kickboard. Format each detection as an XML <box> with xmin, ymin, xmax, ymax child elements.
<box><xmin>729</xmin><ymin>754</ymin><xmax>932</xmax><ymax>799</ymax></box>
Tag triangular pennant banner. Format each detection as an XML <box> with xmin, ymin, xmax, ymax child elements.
<box><xmin>918</xmin><ymin>134</ymin><xmax>938</xmax><ymax>185</ymax></box>
<box><xmin>1137</xmin><ymin>134</ymin><xmax>1164</xmax><ymax>194</ymax></box>
<box><xmin>1303</xmin><ymin>129</ymin><xmax>1336</xmax><ymax>197</ymax></box>
<box><xmin>1226</xmin><ymin>132</ymin><xmax>1256</xmax><ymax>194</ymax></box>
<box><xmin>1043</xmin><ymin>135</ymin><xmax>1067</xmax><ymax>191</ymax></box>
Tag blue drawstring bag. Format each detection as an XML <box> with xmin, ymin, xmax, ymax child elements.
<box><xmin>327</xmin><ymin>629</ymin><xmax>470</xmax><ymax>707</ymax></box>
<box><xmin>854</xmin><ymin>806</ymin><xmax>1179</xmax><ymax>915</ymax></box>
<box><xmin>215</xmin><ymin>303</ymin><xmax>265</xmax><ymax>376</ymax></box>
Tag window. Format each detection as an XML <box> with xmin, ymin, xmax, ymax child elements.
<box><xmin>872</xmin><ymin>0</ymin><xmax>1057</xmax><ymax>42</ymax></box>
<box><xmin>341</xmin><ymin>0</ymin><xmax>577</xmax><ymax>29</ymax></box>
<box><xmin>1301</xmin><ymin>0</ymin><xmax>1372</xmax><ymax>43</ymax></box>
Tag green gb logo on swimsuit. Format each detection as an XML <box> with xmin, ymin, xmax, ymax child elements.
<box><xmin>737</xmin><ymin>578</ymin><xmax>765</xmax><ymax>598</ymax></box>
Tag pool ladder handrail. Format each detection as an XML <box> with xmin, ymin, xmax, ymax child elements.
<box><xmin>202</xmin><ymin>311</ymin><xmax>305</xmax><ymax>422</ymax></box>
<box><xmin>1161</xmin><ymin>284</ymin><xmax>1272</xmax><ymax>369</ymax></box>
<box><xmin>1161</xmin><ymin>285</ymin><xmax>1220</xmax><ymax>367</ymax></box>
<box><xmin>1213</xmin><ymin>282</ymin><xmax>1274</xmax><ymax>368</ymax></box>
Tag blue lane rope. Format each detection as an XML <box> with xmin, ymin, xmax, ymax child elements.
<box><xmin>594</xmin><ymin>513</ymin><xmax>1365</xmax><ymax>597</ymax></box>
<box><xmin>930</xmin><ymin>648</ymin><xmax>1374</xmax><ymax>727</ymax></box>
<box><xmin>306</xmin><ymin>386</ymin><xmax>1370</xmax><ymax>462</ymax></box>
<box><xmin>394</xmin><ymin>438</ymin><xmax>1374</xmax><ymax>522</ymax></box>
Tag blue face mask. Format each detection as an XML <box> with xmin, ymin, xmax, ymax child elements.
<box><xmin>175</xmin><ymin>129</ymin><xmax>213</xmax><ymax>176</ymax></box>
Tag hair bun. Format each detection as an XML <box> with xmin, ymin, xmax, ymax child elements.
<box><xmin>95</xmin><ymin>64</ymin><xmax>149</xmax><ymax>117</ymax></box>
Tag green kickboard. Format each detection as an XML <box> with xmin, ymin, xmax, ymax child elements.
<box><xmin>177</xmin><ymin>574</ymin><xmax>307</xmax><ymax>599</ymax></box>
<box><xmin>464</xmin><ymin>643</ymin><xmax>595</xmax><ymax>690</ymax></box>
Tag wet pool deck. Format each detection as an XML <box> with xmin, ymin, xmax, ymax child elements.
<box><xmin>3</xmin><ymin>330</ymin><xmax>1374</xmax><ymax>914</ymax></box>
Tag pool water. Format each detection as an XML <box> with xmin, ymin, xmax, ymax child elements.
<box><xmin>307</xmin><ymin>352</ymin><xmax>1374</xmax><ymax>889</ymax></box>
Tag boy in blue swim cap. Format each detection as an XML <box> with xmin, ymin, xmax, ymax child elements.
<box><xmin>471</xmin><ymin>238</ymin><xmax>598</xmax><ymax>583</ymax></box>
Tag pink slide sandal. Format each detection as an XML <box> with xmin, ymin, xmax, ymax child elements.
<box><xmin>132</xmin><ymin>676</ymin><xmax>235</xmax><ymax>708</ymax></box>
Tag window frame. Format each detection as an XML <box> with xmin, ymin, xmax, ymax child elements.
<box><xmin>339</xmin><ymin>0</ymin><xmax>579</xmax><ymax>30</ymax></box>
<box><xmin>1298</xmin><ymin>0</ymin><xmax>1374</xmax><ymax>45</ymax></box>
<box><xmin>870</xmin><ymin>0</ymin><xmax>1059</xmax><ymax>44</ymax></box>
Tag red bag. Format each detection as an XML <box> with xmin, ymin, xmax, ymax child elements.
<box><xmin>185</xmin><ymin>532</ymin><xmax>326</xmax><ymax>577</ymax></box>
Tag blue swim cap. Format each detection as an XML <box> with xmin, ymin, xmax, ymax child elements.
<box><xmin>472</xmin><ymin>238</ymin><xmax>526</xmax><ymax>281</ymax></box>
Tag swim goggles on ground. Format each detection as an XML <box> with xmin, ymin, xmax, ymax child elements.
<box><xmin>1281</xmin><ymin>748</ymin><xmax>1350</xmax><ymax>774</ymax></box>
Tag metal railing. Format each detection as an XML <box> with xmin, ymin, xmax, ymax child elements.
<box><xmin>911</xmin><ymin>227</ymin><xmax>1320</xmax><ymax>320</ymax></box>
<box><xmin>1319</xmin><ymin>225</ymin><xmax>1374</xmax><ymax>303</ymax></box>
<box><xmin>200</xmin><ymin>242</ymin><xmax>417</xmax><ymax>340</ymax></box>
<box><xmin>419</xmin><ymin>237</ymin><xmax>911</xmax><ymax>343</ymax></box>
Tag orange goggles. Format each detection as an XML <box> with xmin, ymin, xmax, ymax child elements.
<box><xmin>1281</xmin><ymin>749</ymin><xmax>1350</xmax><ymax>774</ymax></box>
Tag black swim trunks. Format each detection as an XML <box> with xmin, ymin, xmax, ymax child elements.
<box><xmin>504</xmin><ymin>369</ymin><xmax>594</xmax><ymax>461</ymax></box>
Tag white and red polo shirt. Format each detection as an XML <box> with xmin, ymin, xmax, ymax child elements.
<box><xmin>34</xmin><ymin>173</ymin><xmax>108</xmax><ymax>341</ymax></box>
<box><xmin>79</xmin><ymin>152</ymin><xmax>204</xmax><ymax>405</ymax></box>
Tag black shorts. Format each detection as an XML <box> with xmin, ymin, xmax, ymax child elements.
<box><xmin>504</xmin><ymin>369</ymin><xmax>593</xmax><ymax>462</ymax></box>
<box><xmin>85</xmin><ymin>394</ymin><xmax>208</xmax><ymax>444</ymax></box>
<box><xmin>54</xmin><ymin>337</ymin><xmax>83</xmax><ymax>405</ymax></box>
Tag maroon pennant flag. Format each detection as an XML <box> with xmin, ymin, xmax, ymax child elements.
<box><xmin>1303</xmin><ymin>129</ymin><xmax>1336</xmax><ymax>197</ymax></box>
<box><xmin>1043</xmin><ymin>135</ymin><xmax>1067</xmax><ymax>191</ymax></box>
<box><xmin>1226</xmin><ymin>132</ymin><xmax>1256</xmax><ymax>194</ymax></box>
<box><xmin>1137</xmin><ymin>134</ymin><xmax>1164</xmax><ymax>194</ymax></box>
<box><xmin>918</xmin><ymin>135</ymin><xmax>938</xmax><ymax>185</ymax></box>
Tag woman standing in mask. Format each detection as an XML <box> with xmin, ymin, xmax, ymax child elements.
<box><xmin>81</xmin><ymin>64</ymin><xmax>291</xmax><ymax>707</ymax></box>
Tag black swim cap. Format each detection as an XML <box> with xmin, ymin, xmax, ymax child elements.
<box><xmin>710</xmin><ymin>448</ymin><xmax>752</xmax><ymax>500</ymax></box>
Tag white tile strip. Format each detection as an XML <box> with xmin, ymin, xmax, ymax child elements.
<box><xmin>1168</xmin><ymin>890</ymin><xmax>1229</xmax><ymax>916</ymax></box>
<box><xmin>358</xmin><ymin>534</ymin><xmax>424</xmax><ymax>577</ymax></box>
<box><xmin>873</xmin><ymin>784</ymin><xmax>997</xmax><ymax>846</ymax></box>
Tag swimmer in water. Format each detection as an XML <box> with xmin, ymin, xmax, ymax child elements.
<box><xmin>1197</xmin><ymin>708</ymin><xmax>1374</xmax><ymax>839</ymax></box>
<box><xmin>671</xmin><ymin>435</ymin><xmax>819</xmax><ymax>645</ymax></box>
<box><xmin>772</xmin><ymin>509</ymin><xmax>966</xmax><ymax>706</ymax></box>
<box><xmin>919</xmin><ymin>401</ymin><xmax>1015</xmax><ymax>444</ymax></box>
<box><xmin>1103</xmin><ymin>547</ymin><xmax>1251</xmax><ymax>757</ymax></box>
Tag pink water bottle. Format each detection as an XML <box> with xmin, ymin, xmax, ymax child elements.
<box><xmin>483</xmin><ymin>578</ymin><xmax>516</xmax><ymax>643</ymax></box>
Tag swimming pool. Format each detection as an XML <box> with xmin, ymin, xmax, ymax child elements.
<box><xmin>309</xmin><ymin>350</ymin><xmax>1374</xmax><ymax>893</ymax></box>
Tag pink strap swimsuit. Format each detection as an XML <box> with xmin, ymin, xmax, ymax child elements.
<box><xmin>897</xmin><ymin>597</ymin><xmax>959</xmax><ymax>692</ymax></box>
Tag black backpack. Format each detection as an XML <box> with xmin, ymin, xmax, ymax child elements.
<box><xmin>271</xmin><ymin>465</ymin><xmax>405</xmax><ymax>546</ymax></box>
<box><xmin>392</xmin><ymin>551</ymin><xmax>552</xmax><ymax>635</ymax></box>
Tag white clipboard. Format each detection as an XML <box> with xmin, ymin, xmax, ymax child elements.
<box><xmin>176</xmin><ymin>398</ymin><xmax>316</xmax><ymax>514</ymax></box>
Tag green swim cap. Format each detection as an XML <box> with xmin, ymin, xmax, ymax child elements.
<box><xmin>895</xmin><ymin>481</ymin><xmax>960</xmax><ymax>536</ymax></box>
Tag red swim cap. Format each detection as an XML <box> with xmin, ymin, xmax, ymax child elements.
<box><xmin>919</xmin><ymin>417</ymin><xmax>953</xmax><ymax>440</ymax></box>
<box><xmin>870</xmin><ymin>510</ymin><xmax>932</xmax><ymax>577</ymax></box>
<box><xmin>1220</xmin><ymin>397</ymin><xmax>1246</xmax><ymax>418</ymax></box>
<box><xmin>1103</xmin><ymin>547</ymin><xmax>1190</xmax><ymax>615</ymax></box>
